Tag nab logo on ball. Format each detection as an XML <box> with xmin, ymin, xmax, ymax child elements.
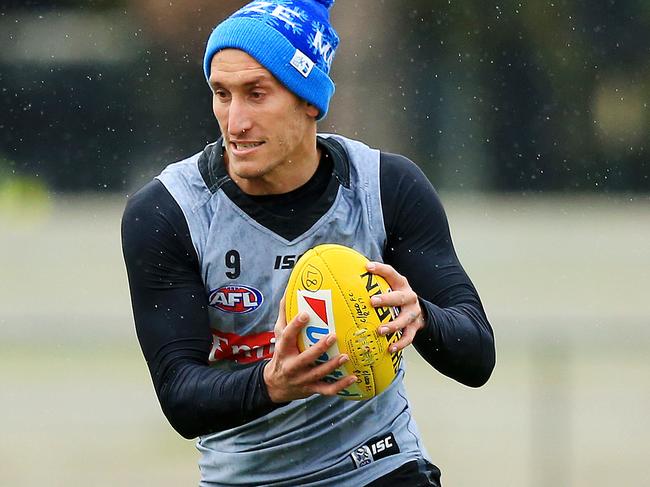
<box><xmin>209</xmin><ymin>285</ymin><xmax>263</xmax><ymax>314</ymax></box>
<box><xmin>298</xmin><ymin>290</ymin><xmax>335</xmax><ymax>348</ymax></box>
<box><xmin>297</xmin><ymin>289</ymin><xmax>362</xmax><ymax>399</ymax></box>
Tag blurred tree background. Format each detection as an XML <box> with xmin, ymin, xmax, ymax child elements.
<box><xmin>1</xmin><ymin>0</ymin><xmax>648</xmax><ymax>193</ymax></box>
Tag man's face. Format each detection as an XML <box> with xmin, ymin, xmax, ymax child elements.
<box><xmin>209</xmin><ymin>49</ymin><xmax>319</xmax><ymax>195</ymax></box>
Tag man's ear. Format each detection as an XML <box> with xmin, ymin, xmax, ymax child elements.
<box><xmin>305</xmin><ymin>103</ymin><xmax>320</xmax><ymax>119</ymax></box>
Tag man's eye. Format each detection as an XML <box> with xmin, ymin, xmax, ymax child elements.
<box><xmin>251</xmin><ymin>91</ymin><xmax>264</xmax><ymax>99</ymax></box>
<box><xmin>214</xmin><ymin>90</ymin><xmax>229</xmax><ymax>99</ymax></box>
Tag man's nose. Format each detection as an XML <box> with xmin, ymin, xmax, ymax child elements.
<box><xmin>228</xmin><ymin>97</ymin><xmax>253</xmax><ymax>136</ymax></box>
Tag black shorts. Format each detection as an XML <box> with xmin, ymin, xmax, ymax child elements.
<box><xmin>365</xmin><ymin>460</ymin><xmax>442</xmax><ymax>487</ymax></box>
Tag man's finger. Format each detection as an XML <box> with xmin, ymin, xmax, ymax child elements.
<box><xmin>273</xmin><ymin>296</ymin><xmax>288</xmax><ymax>337</ymax></box>
<box><xmin>274</xmin><ymin>311</ymin><xmax>309</xmax><ymax>355</ymax></box>
<box><xmin>366</xmin><ymin>261</ymin><xmax>407</xmax><ymax>288</ymax></box>
<box><xmin>379</xmin><ymin>308</ymin><xmax>425</xmax><ymax>336</ymax></box>
<box><xmin>302</xmin><ymin>351</ymin><xmax>349</xmax><ymax>383</ymax></box>
<box><xmin>297</xmin><ymin>333</ymin><xmax>337</xmax><ymax>365</ymax></box>
<box><xmin>370</xmin><ymin>290</ymin><xmax>410</xmax><ymax>308</ymax></box>
<box><xmin>377</xmin><ymin>311</ymin><xmax>411</xmax><ymax>335</ymax></box>
<box><xmin>309</xmin><ymin>375</ymin><xmax>358</xmax><ymax>397</ymax></box>
<box><xmin>388</xmin><ymin>324</ymin><xmax>418</xmax><ymax>353</ymax></box>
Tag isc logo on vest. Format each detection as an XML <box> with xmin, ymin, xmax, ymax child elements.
<box><xmin>209</xmin><ymin>285</ymin><xmax>264</xmax><ymax>313</ymax></box>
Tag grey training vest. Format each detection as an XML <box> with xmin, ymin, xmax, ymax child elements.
<box><xmin>157</xmin><ymin>134</ymin><xmax>430</xmax><ymax>486</ymax></box>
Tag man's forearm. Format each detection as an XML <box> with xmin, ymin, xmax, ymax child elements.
<box><xmin>414</xmin><ymin>299</ymin><xmax>495</xmax><ymax>387</ymax></box>
<box><xmin>155</xmin><ymin>356</ymin><xmax>278</xmax><ymax>439</ymax></box>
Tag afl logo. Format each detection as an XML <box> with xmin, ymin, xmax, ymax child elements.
<box><xmin>209</xmin><ymin>285</ymin><xmax>264</xmax><ymax>314</ymax></box>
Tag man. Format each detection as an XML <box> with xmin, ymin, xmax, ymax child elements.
<box><xmin>122</xmin><ymin>1</ymin><xmax>495</xmax><ymax>485</ymax></box>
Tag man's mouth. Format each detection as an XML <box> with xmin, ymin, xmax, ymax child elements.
<box><xmin>231</xmin><ymin>141</ymin><xmax>264</xmax><ymax>151</ymax></box>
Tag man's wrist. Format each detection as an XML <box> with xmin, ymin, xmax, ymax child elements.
<box><xmin>261</xmin><ymin>359</ymin><xmax>274</xmax><ymax>401</ymax></box>
<box><xmin>261</xmin><ymin>359</ymin><xmax>287</xmax><ymax>405</ymax></box>
<box><xmin>417</xmin><ymin>297</ymin><xmax>430</xmax><ymax>331</ymax></box>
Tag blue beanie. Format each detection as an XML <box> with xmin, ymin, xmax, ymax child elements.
<box><xmin>203</xmin><ymin>0</ymin><xmax>339</xmax><ymax>120</ymax></box>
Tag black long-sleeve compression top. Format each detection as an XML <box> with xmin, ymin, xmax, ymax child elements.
<box><xmin>121</xmin><ymin>139</ymin><xmax>495</xmax><ymax>439</ymax></box>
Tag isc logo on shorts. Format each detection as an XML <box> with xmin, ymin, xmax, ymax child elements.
<box><xmin>209</xmin><ymin>285</ymin><xmax>263</xmax><ymax>313</ymax></box>
<box><xmin>350</xmin><ymin>433</ymin><xmax>400</xmax><ymax>469</ymax></box>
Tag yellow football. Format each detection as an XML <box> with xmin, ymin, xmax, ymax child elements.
<box><xmin>285</xmin><ymin>244</ymin><xmax>402</xmax><ymax>400</ymax></box>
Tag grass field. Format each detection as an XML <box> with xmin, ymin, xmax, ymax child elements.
<box><xmin>1</xmin><ymin>193</ymin><xmax>648</xmax><ymax>486</ymax></box>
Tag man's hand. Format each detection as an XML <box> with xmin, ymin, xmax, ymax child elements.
<box><xmin>365</xmin><ymin>261</ymin><xmax>426</xmax><ymax>353</ymax></box>
<box><xmin>263</xmin><ymin>296</ymin><xmax>357</xmax><ymax>403</ymax></box>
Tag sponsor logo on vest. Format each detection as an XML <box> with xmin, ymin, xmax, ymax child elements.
<box><xmin>209</xmin><ymin>329</ymin><xmax>275</xmax><ymax>364</ymax></box>
<box><xmin>350</xmin><ymin>433</ymin><xmax>400</xmax><ymax>469</ymax></box>
<box><xmin>209</xmin><ymin>285</ymin><xmax>263</xmax><ymax>314</ymax></box>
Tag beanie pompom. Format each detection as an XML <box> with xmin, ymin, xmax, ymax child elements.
<box><xmin>313</xmin><ymin>0</ymin><xmax>335</xmax><ymax>9</ymax></box>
